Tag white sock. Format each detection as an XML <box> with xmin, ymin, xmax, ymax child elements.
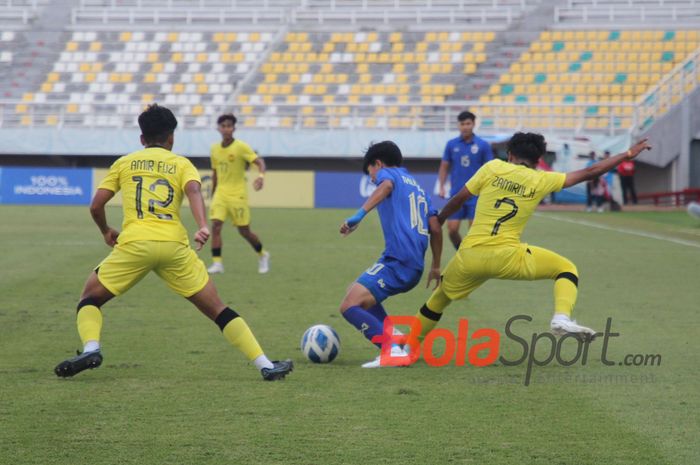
<box><xmin>552</xmin><ymin>313</ymin><xmax>571</xmax><ymax>322</ymax></box>
<box><xmin>253</xmin><ymin>354</ymin><xmax>274</xmax><ymax>371</ymax></box>
<box><xmin>83</xmin><ymin>340</ymin><xmax>100</xmax><ymax>353</ymax></box>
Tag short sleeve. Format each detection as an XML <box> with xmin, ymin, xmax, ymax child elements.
<box><xmin>239</xmin><ymin>141</ymin><xmax>258</xmax><ymax>163</ymax></box>
<box><xmin>442</xmin><ymin>141</ymin><xmax>451</xmax><ymax>162</ymax></box>
<box><xmin>374</xmin><ymin>168</ymin><xmax>395</xmax><ymax>187</ymax></box>
<box><xmin>181</xmin><ymin>158</ymin><xmax>201</xmax><ymax>189</ymax></box>
<box><xmin>98</xmin><ymin>158</ymin><xmax>122</xmax><ymax>193</ymax></box>
<box><xmin>465</xmin><ymin>162</ymin><xmax>491</xmax><ymax>195</ymax></box>
<box><xmin>541</xmin><ymin>171</ymin><xmax>566</xmax><ymax>193</ymax></box>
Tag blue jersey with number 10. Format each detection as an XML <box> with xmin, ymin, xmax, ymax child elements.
<box><xmin>374</xmin><ymin>167</ymin><xmax>434</xmax><ymax>271</ymax></box>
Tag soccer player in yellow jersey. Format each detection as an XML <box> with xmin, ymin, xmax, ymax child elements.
<box><xmin>54</xmin><ymin>105</ymin><xmax>292</xmax><ymax>381</ymax></box>
<box><xmin>415</xmin><ymin>132</ymin><xmax>651</xmax><ymax>338</ymax></box>
<box><xmin>207</xmin><ymin>113</ymin><xmax>269</xmax><ymax>274</ymax></box>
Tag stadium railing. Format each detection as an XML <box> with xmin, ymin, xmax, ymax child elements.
<box><xmin>0</xmin><ymin>101</ymin><xmax>638</xmax><ymax>135</ymax></box>
<box><xmin>69</xmin><ymin>7</ymin><xmax>516</xmax><ymax>27</ymax></box>
<box><xmin>288</xmin><ymin>8</ymin><xmax>515</xmax><ymax>26</ymax></box>
<box><xmin>637</xmin><ymin>188</ymin><xmax>700</xmax><ymax>206</ymax></box>
<box><xmin>554</xmin><ymin>5</ymin><xmax>700</xmax><ymax>24</ymax></box>
<box><xmin>0</xmin><ymin>7</ymin><xmax>34</xmax><ymax>26</ymax></box>
<box><xmin>70</xmin><ymin>8</ymin><xmax>289</xmax><ymax>26</ymax></box>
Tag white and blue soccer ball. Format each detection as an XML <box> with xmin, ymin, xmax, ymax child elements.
<box><xmin>301</xmin><ymin>324</ymin><xmax>340</xmax><ymax>363</ymax></box>
<box><xmin>687</xmin><ymin>201</ymin><xmax>700</xmax><ymax>220</ymax></box>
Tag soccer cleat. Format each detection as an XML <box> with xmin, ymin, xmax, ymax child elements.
<box><xmin>550</xmin><ymin>316</ymin><xmax>597</xmax><ymax>339</ymax></box>
<box><xmin>258</xmin><ymin>251</ymin><xmax>270</xmax><ymax>274</ymax></box>
<box><xmin>361</xmin><ymin>345</ymin><xmax>412</xmax><ymax>368</ymax></box>
<box><xmin>261</xmin><ymin>359</ymin><xmax>293</xmax><ymax>381</ymax></box>
<box><xmin>54</xmin><ymin>350</ymin><xmax>103</xmax><ymax>378</ymax></box>
<box><xmin>208</xmin><ymin>262</ymin><xmax>224</xmax><ymax>274</ymax></box>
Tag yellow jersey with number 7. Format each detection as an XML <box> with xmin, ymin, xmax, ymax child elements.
<box><xmin>462</xmin><ymin>159</ymin><xmax>565</xmax><ymax>248</ymax></box>
<box><xmin>98</xmin><ymin>147</ymin><xmax>201</xmax><ymax>245</ymax></box>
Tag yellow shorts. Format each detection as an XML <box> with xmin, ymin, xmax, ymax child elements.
<box><xmin>96</xmin><ymin>241</ymin><xmax>209</xmax><ymax>298</ymax></box>
<box><xmin>441</xmin><ymin>244</ymin><xmax>577</xmax><ymax>300</ymax></box>
<box><xmin>210</xmin><ymin>193</ymin><xmax>250</xmax><ymax>227</ymax></box>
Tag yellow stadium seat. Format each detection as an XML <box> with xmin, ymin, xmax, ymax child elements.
<box><xmin>141</xmin><ymin>94</ymin><xmax>154</xmax><ymax>103</ymax></box>
<box><xmin>66</xmin><ymin>41</ymin><xmax>78</xmax><ymax>52</ymax></box>
<box><xmin>197</xmin><ymin>84</ymin><xmax>208</xmax><ymax>94</ymax></box>
<box><xmin>89</xmin><ymin>42</ymin><xmax>101</xmax><ymax>52</ymax></box>
<box><xmin>192</xmin><ymin>105</ymin><xmax>203</xmax><ymax>116</ymax></box>
<box><xmin>85</xmin><ymin>73</ymin><xmax>95</xmax><ymax>83</ymax></box>
<box><xmin>15</xmin><ymin>104</ymin><xmax>27</xmax><ymax>113</ymax></box>
<box><xmin>21</xmin><ymin>115</ymin><xmax>32</xmax><ymax>126</ymax></box>
<box><xmin>167</xmin><ymin>32</ymin><xmax>178</xmax><ymax>42</ymax></box>
<box><xmin>119</xmin><ymin>31</ymin><xmax>132</xmax><ymax>41</ymax></box>
<box><xmin>173</xmin><ymin>83</ymin><xmax>184</xmax><ymax>93</ymax></box>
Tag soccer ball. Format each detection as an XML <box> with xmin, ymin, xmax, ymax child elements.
<box><xmin>301</xmin><ymin>324</ymin><xmax>340</xmax><ymax>363</ymax></box>
<box><xmin>687</xmin><ymin>201</ymin><xmax>700</xmax><ymax>220</ymax></box>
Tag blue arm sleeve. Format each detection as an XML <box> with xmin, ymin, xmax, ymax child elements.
<box><xmin>345</xmin><ymin>208</ymin><xmax>367</xmax><ymax>228</ymax></box>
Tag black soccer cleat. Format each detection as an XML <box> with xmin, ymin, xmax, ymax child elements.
<box><xmin>54</xmin><ymin>350</ymin><xmax>103</xmax><ymax>378</ymax></box>
<box><xmin>261</xmin><ymin>359</ymin><xmax>294</xmax><ymax>381</ymax></box>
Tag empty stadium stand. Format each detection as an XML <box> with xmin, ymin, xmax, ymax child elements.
<box><xmin>0</xmin><ymin>0</ymin><xmax>698</xmax><ymax>135</ymax></box>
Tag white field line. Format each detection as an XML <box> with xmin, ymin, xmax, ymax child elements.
<box><xmin>535</xmin><ymin>213</ymin><xmax>700</xmax><ymax>249</ymax></box>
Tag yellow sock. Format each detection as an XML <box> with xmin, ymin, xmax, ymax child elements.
<box><xmin>212</xmin><ymin>256</ymin><xmax>222</xmax><ymax>264</ymax></box>
<box><xmin>77</xmin><ymin>305</ymin><xmax>102</xmax><ymax>346</ymax></box>
<box><xmin>554</xmin><ymin>277</ymin><xmax>577</xmax><ymax>317</ymax></box>
<box><xmin>416</xmin><ymin>286</ymin><xmax>452</xmax><ymax>338</ymax></box>
<box><xmin>217</xmin><ymin>308</ymin><xmax>264</xmax><ymax>361</ymax></box>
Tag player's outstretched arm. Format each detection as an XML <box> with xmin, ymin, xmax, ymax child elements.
<box><xmin>563</xmin><ymin>139</ymin><xmax>651</xmax><ymax>188</ymax></box>
<box><xmin>185</xmin><ymin>180</ymin><xmax>210</xmax><ymax>250</ymax></box>
<box><xmin>252</xmin><ymin>158</ymin><xmax>266</xmax><ymax>191</ymax></box>
<box><xmin>427</xmin><ymin>215</ymin><xmax>443</xmax><ymax>289</ymax></box>
<box><xmin>90</xmin><ymin>188</ymin><xmax>118</xmax><ymax>247</ymax></box>
<box><xmin>339</xmin><ymin>179</ymin><xmax>394</xmax><ymax>236</ymax></box>
<box><xmin>437</xmin><ymin>186</ymin><xmax>474</xmax><ymax>225</ymax></box>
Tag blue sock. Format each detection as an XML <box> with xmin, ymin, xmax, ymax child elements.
<box><xmin>366</xmin><ymin>303</ymin><xmax>388</xmax><ymax>327</ymax></box>
<box><xmin>342</xmin><ymin>306</ymin><xmax>384</xmax><ymax>348</ymax></box>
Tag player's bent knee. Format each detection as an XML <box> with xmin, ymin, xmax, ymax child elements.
<box><xmin>556</xmin><ymin>271</ymin><xmax>579</xmax><ymax>287</ymax></box>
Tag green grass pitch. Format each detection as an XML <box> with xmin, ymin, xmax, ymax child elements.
<box><xmin>1</xmin><ymin>205</ymin><xmax>699</xmax><ymax>464</ymax></box>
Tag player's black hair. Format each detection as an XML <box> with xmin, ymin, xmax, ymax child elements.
<box><xmin>506</xmin><ymin>132</ymin><xmax>546</xmax><ymax>165</ymax></box>
<box><xmin>138</xmin><ymin>104</ymin><xmax>177</xmax><ymax>145</ymax></box>
<box><xmin>457</xmin><ymin>111</ymin><xmax>476</xmax><ymax>122</ymax></box>
<box><xmin>362</xmin><ymin>141</ymin><xmax>403</xmax><ymax>174</ymax></box>
<box><xmin>217</xmin><ymin>113</ymin><xmax>237</xmax><ymax>125</ymax></box>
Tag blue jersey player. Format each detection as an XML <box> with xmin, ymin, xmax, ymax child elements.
<box><xmin>339</xmin><ymin>141</ymin><xmax>443</xmax><ymax>368</ymax></box>
<box><xmin>438</xmin><ymin>111</ymin><xmax>493</xmax><ymax>249</ymax></box>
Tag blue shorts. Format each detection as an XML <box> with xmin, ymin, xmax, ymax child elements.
<box><xmin>357</xmin><ymin>257</ymin><xmax>423</xmax><ymax>303</ymax></box>
<box><xmin>448</xmin><ymin>202</ymin><xmax>476</xmax><ymax>221</ymax></box>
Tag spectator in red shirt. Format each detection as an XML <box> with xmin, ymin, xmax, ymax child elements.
<box><xmin>617</xmin><ymin>158</ymin><xmax>637</xmax><ymax>204</ymax></box>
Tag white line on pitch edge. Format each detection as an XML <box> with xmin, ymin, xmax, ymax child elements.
<box><xmin>534</xmin><ymin>213</ymin><xmax>700</xmax><ymax>249</ymax></box>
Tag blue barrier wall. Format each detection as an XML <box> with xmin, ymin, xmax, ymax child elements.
<box><xmin>315</xmin><ymin>171</ymin><xmax>448</xmax><ymax>209</ymax></box>
<box><xmin>0</xmin><ymin>167</ymin><xmax>93</xmax><ymax>205</ymax></box>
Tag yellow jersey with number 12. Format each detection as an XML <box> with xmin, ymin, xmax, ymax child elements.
<box><xmin>463</xmin><ymin>159</ymin><xmax>565</xmax><ymax>248</ymax></box>
<box><xmin>98</xmin><ymin>147</ymin><xmax>201</xmax><ymax>245</ymax></box>
<box><xmin>210</xmin><ymin>139</ymin><xmax>258</xmax><ymax>199</ymax></box>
